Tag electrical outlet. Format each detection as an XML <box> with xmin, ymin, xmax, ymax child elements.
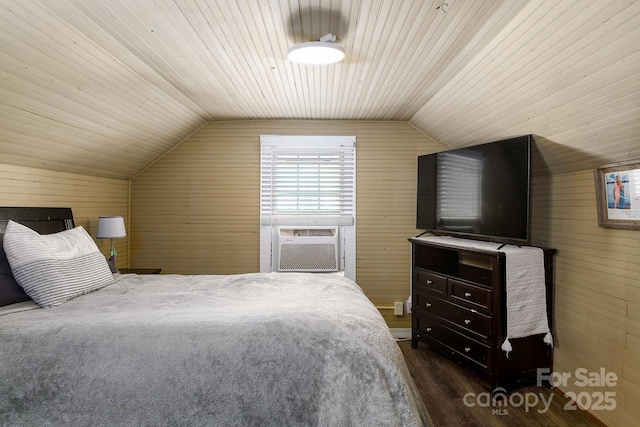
<box><xmin>394</xmin><ymin>301</ymin><xmax>404</xmax><ymax>316</ymax></box>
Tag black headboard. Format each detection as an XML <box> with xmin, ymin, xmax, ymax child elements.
<box><xmin>0</xmin><ymin>207</ymin><xmax>75</xmax><ymax>235</ymax></box>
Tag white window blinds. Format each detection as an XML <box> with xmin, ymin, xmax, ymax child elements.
<box><xmin>260</xmin><ymin>136</ymin><xmax>356</xmax><ymax>226</ymax></box>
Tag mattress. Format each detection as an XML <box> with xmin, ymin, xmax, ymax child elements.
<box><xmin>1</xmin><ymin>272</ymin><xmax>431</xmax><ymax>426</ymax></box>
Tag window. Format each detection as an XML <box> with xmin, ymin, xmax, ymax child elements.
<box><xmin>259</xmin><ymin>135</ymin><xmax>356</xmax><ymax>279</ymax></box>
<box><xmin>270</xmin><ymin>151</ymin><xmax>346</xmax><ymax>215</ymax></box>
<box><xmin>260</xmin><ymin>136</ymin><xmax>355</xmax><ymax>225</ymax></box>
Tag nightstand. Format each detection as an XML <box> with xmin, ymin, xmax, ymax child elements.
<box><xmin>119</xmin><ymin>268</ymin><xmax>162</xmax><ymax>275</ymax></box>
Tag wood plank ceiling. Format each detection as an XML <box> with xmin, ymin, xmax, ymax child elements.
<box><xmin>0</xmin><ymin>0</ymin><xmax>638</xmax><ymax>179</ymax></box>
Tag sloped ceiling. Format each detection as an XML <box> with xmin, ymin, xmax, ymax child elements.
<box><xmin>0</xmin><ymin>0</ymin><xmax>638</xmax><ymax>179</ymax></box>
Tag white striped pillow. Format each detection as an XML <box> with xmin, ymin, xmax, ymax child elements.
<box><xmin>2</xmin><ymin>220</ymin><xmax>114</xmax><ymax>308</ymax></box>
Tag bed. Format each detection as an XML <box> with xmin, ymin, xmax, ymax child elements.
<box><xmin>0</xmin><ymin>207</ymin><xmax>431</xmax><ymax>426</ymax></box>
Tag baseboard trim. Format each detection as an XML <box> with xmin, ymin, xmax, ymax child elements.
<box><xmin>390</xmin><ymin>328</ymin><xmax>411</xmax><ymax>340</ymax></box>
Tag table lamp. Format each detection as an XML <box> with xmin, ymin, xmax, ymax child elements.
<box><xmin>97</xmin><ymin>216</ymin><xmax>126</xmax><ymax>265</ymax></box>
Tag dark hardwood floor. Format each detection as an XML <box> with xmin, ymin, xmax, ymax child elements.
<box><xmin>398</xmin><ymin>340</ymin><xmax>606</xmax><ymax>427</ymax></box>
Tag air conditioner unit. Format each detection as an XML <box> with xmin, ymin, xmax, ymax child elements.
<box><xmin>277</xmin><ymin>227</ymin><xmax>339</xmax><ymax>272</ymax></box>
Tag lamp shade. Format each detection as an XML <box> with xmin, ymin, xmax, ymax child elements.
<box><xmin>97</xmin><ymin>216</ymin><xmax>126</xmax><ymax>239</ymax></box>
<box><xmin>287</xmin><ymin>41</ymin><xmax>345</xmax><ymax>65</ymax></box>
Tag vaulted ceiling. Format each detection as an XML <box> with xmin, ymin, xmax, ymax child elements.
<box><xmin>1</xmin><ymin>0</ymin><xmax>638</xmax><ymax>179</ymax></box>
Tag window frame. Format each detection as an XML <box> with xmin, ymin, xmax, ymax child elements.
<box><xmin>259</xmin><ymin>135</ymin><xmax>356</xmax><ymax>280</ymax></box>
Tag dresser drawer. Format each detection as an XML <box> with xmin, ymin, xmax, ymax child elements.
<box><xmin>414</xmin><ymin>314</ymin><xmax>490</xmax><ymax>370</ymax></box>
<box><xmin>417</xmin><ymin>294</ymin><xmax>491</xmax><ymax>342</ymax></box>
<box><xmin>414</xmin><ymin>290</ymin><xmax>431</xmax><ymax>312</ymax></box>
<box><xmin>415</xmin><ymin>269</ymin><xmax>446</xmax><ymax>296</ymax></box>
<box><xmin>450</xmin><ymin>279</ymin><xmax>492</xmax><ymax>314</ymax></box>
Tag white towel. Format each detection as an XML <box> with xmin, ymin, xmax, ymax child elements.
<box><xmin>415</xmin><ymin>236</ymin><xmax>553</xmax><ymax>357</ymax></box>
<box><xmin>498</xmin><ymin>244</ymin><xmax>553</xmax><ymax>357</ymax></box>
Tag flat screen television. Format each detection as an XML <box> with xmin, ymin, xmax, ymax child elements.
<box><xmin>416</xmin><ymin>135</ymin><xmax>532</xmax><ymax>243</ymax></box>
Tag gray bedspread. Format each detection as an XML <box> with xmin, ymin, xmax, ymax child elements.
<box><xmin>1</xmin><ymin>272</ymin><xmax>431</xmax><ymax>426</ymax></box>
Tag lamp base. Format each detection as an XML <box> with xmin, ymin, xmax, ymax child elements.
<box><xmin>106</xmin><ymin>255</ymin><xmax>118</xmax><ymax>273</ymax></box>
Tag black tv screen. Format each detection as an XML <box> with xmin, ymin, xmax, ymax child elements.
<box><xmin>416</xmin><ymin>135</ymin><xmax>531</xmax><ymax>243</ymax></box>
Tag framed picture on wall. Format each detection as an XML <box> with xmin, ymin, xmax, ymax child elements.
<box><xmin>595</xmin><ymin>160</ymin><xmax>640</xmax><ymax>229</ymax></box>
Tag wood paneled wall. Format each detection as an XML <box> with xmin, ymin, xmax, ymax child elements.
<box><xmin>130</xmin><ymin>120</ymin><xmax>443</xmax><ymax>327</ymax></box>
<box><xmin>531</xmin><ymin>170</ymin><xmax>640</xmax><ymax>426</ymax></box>
<box><xmin>0</xmin><ymin>162</ymin><xmax>130</xmax><ymax>269</ymax></box>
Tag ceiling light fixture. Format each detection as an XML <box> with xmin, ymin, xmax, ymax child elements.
<box><xmin>287</xmin><ymin>33</ymin><xmax>345</xmax><ymax>65</ymax></box>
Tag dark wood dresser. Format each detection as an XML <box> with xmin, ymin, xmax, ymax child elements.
<box><xmin>409</xmin><ymin>236</ymin><xmax>556</xmax><ymax>390</ymax></box>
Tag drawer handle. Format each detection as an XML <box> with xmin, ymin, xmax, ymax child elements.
<box><xmin>426</xmin><ymin>327</ymin><xmax>432</xmax><ymax>332</ymax></box>
<box><xmin>426</xmin><ymin>302</ymin><xmax>432</xmax><ymax>308</ymax></box>
<box><xmin>464</xmin><ymin>347</ymin><xmax>471</xmax><ymax>353</ymax></box>
<box><xmin>464</xmin><ymin>292</ymin><xmax>472</xmax><ymax>298</ymax></box>
<box><xmin>426</xmin><ymin>279</ymin><xmax>433</xmax><ymax>284</ymax></box>
<box><xmin>464</xmin><ymin>319</ymin><xmax>471</xmax><ymax>325</ymax></box>
<box><xmin>470</xmin><ymin>309</ymin><xmax>478</xmax><ymax>313</ymax></box>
